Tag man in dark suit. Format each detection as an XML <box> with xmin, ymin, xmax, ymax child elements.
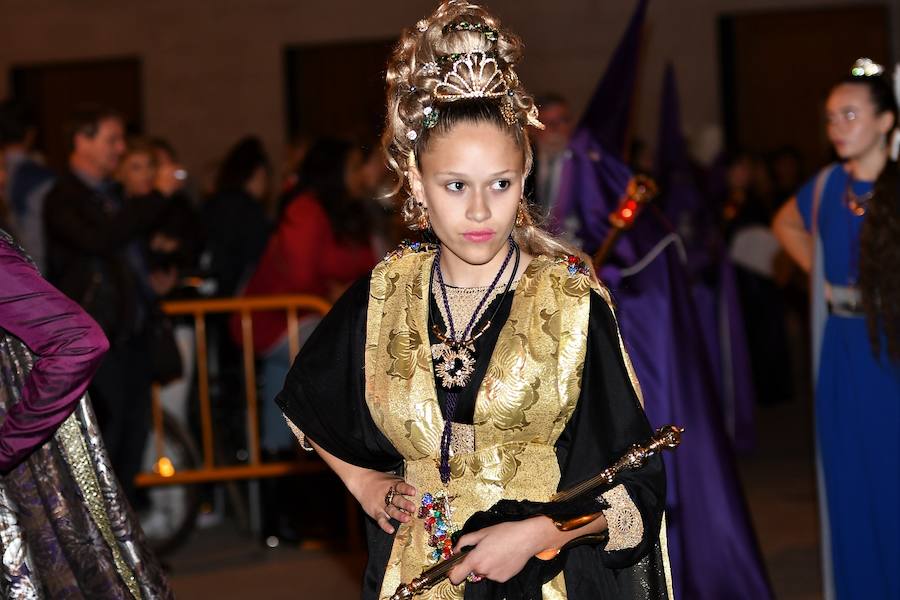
<box><xmin>528</xmin><ymin>93</ymin><xmax>575</xmax><ymax>220</ymax></box>
<box><xmin>43</xmin><ymin>104</ymin><xmax>164</xmax><ymax>505</ymax></box>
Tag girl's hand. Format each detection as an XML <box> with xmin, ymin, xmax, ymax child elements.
<box><xmin>447</xmin><ymin>517</ymin><xmax>559</xmax><ymax>585</ymax></box>
<box><xmin>352</xmin><ymin>471</ymin><xmax>418</xmax><ymax>534</ymax></box>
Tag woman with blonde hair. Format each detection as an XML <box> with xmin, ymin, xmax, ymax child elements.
<box><xmin>278</xmin><ymin>2</ymin><xmax>669</xmax><ymax>598</ymax></box>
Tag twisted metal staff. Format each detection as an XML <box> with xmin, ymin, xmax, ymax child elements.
<box><xmin>592</xmin><ymin>175</ymin><xmax>658</xmax><ymax>269</ymax></box>
<box><xmin>389</xmin><ymin>424</ymin><xmax>683</xmax><ymax>600</ymax></box>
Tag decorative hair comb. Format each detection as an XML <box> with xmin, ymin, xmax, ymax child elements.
<box><xmin>851</xmin><ymin>58</ymin><xmax>884</xmax><ymax>77</ymax></box>
<box><xmin>434</xmin><ymin>52</ymin><xmax>508</xmax><ymax>101</ymax></box>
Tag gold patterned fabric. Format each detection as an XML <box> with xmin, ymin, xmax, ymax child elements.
<box><xmin>365</xmin><ymin>248</ymin><xmax>597</xmax><ymax>600</ymax></box>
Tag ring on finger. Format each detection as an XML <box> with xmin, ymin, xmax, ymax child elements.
<box><xmin>384</xmin><ymin>487</ymin><xmax>397</xmax><ymax>508</ymax></box>
<box><xmin>466</xmin><ymin>572</ymin><xmax>484</xmax><ymax>583</ymax></box>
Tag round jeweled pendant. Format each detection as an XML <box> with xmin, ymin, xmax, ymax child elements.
<box><xmin>435</xmin><ymin>345</ymin><xmax>476</xmax><ymax>388</ymax></box>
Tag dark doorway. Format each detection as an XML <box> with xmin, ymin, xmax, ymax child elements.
<box><xmin>284</xmin><ymin>39</ymin><xmax>395</xmax><ymax>144</ymax></box>
<box><xmin>10</xmin><ymin>57</ymin><xmax>143</xmax><ymax>171</ymax></box>
<box><xmin>719</xmin><ymin>5</ymin><xmax>890</xmax><ymax>175</ymax></box>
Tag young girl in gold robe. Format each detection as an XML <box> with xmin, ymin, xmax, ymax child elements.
<box><xmin>278</xmin><ymin>2</ymin><xmax>670</xmax><ymax>598</ymax></box>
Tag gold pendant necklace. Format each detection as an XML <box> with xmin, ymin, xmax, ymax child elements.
<box><xmin>430</xmin><ymin>322</ymin><xmax>490</xmax><ymax>388</ymax></box>
<box><xmin>431</xmin><ymin>240</ymin><xmax>516</xmax><ymax>390</ymax></box>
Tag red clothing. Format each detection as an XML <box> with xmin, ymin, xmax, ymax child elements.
<box><xmin>232</xmin><ymin>193</ymin><xmax>375</xmax><ymax>353</ymax></box>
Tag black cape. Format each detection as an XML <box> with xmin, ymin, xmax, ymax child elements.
<box><xmin>277</xmin><ymin>274</ymin><xmax>670</xmax><ymax>599</ymax></box>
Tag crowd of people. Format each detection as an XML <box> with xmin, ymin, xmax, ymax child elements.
<box><xmin>0</xmin><ymin>1</ymin><xmax>897</xmax><ymax>598</ymax></box>
<box><xmin>0</xmin><ymin>101</ymin><xmax>402</xmax><ymax>522</ymax></box>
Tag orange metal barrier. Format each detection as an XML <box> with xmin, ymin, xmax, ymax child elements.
<box><xmin>135</xmin><ymin>295</ymin><xmax>332</xmax><ymax>487</ymax></box>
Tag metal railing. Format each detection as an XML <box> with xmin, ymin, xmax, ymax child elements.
<box><xmin>135</xmin><ymin>294</ymin><xmax>332</xmax><ymax>487</ymax></box>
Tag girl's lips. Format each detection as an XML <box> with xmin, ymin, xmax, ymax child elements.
<box><xmin>463</xmin><ymin>231</ymin><xmax>495</xmax><ymax>242</ymax></box>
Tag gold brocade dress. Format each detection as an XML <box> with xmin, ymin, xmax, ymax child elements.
<box><xmin>278</xmin><ymin>244</ymin><xmax>672</xmax><ymax>600</ymax></box>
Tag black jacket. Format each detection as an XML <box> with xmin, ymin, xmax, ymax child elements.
<box><xmin>43</xmin><ymin>171</ymin><xmax>165</xmax><ymax>343</ymax></box>
<box><xmin>201</xmin><ymin>189</ymin><xmax>270</xmax><ymax>297</ymax></box>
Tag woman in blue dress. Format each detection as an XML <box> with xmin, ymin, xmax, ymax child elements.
<box><xmin>774</xmin><ymin>59</ymin><xmax>899</xmax><ymax>599</ymax></box>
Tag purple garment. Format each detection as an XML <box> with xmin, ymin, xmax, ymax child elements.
<box><xmin>0</xmin><ymin>230</ymin><xmax>172</xmax><ymax>598</ymax></box>
<box><xmin>554</xmin><ymin>127</ymin><xmax>773</xmax><ymax>598</ymax></box>
<box><xmin>551</xmin><ymin>129</ymin><xmax>634</xmax><ymax>255</ymax></box>
<box><xmin>612</xmin><ymin>235</ymin><xmax>773</xmax><ymax>600</ymax></box>
<box><xmin>656</xmin><ymin>63</ymin><xmax>757</xmax><ymax>451</ymax></box>
<box><xmin>578</xmin><ymin>0</ymin><xmax>650</xmax><ymax>159</ymax></box>
<box><xmin>0</xmin><ymin>234</ymin><xmax>109</xmax><ymax>473</ymax></box>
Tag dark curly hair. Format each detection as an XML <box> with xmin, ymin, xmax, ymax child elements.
<box><xmin>840</xmin><ymin>69</ymin><xmax>900</xmax><ymax>363</ymax></box>
<box><xmin>859</xmin><ymin>161</ymin><xmax>900</xmax><ymax>363</ymax></box>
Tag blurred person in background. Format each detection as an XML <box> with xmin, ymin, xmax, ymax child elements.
<box><xmin>773</xmin><ymin>59</ymin><xmax>899</xmax><ymax>599</ymax></box>
<box><xmin>0</xmin><ymin>99</ymin><xmax>55</xmax><ymax>270</ymax></box>
<box><xmin>529</xmin><ymin>93</ymin><xmax>574</xmax><ymax>217</ymax></box>
<box><xmin>237</xmin><ymin>137</ymin><xmax>376</xmax><ymax>456</ymax></box>
<box><xmin>768</xmin><ymin>145</ymin><xmax>805</xmax><ymax>208</ymax></box>
<box><xmin>235</xmin><ymin>138</ymin><xmax>376</xmax><ymax>545</ymax></box>
<box><xmin>721</xmin><ymin>151</ymin><xmax>792</xmax><ymax>404</ymax></box>
<box><xmin>278</xmin><ymin>133</ymin><xmax>311</xmax><ymax>203</ymax></box>
<box><xmin>201</xmin><ymin>135</ymin><xmax>272</xmax><ymax>298</ymax></box>
<box><xmin>358</xmin><ymin>139</ymin><xmax>402</xmax><ymax>256</ymax></box>
<box><xmin>43</xmin><ymin>104</ymin><xmax>166</xmax><ymax>507</ymax></box>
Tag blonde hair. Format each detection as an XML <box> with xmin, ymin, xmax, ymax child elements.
<box><xmin>381</xmin><ymin>1</ymin><xmax>594</xmax><ymax>273</ymax></box>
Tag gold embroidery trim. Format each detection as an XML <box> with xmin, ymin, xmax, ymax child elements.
<box><xmin>600</xmin><ymin>483</ymin><xmax>643</xmax><ymax>552</ymax></box>
<box><xmin>284</xmin><ymin>415</ymin><xmax>315</xmax><ymax>451</ymax></box>
<box><xmin>57</xmin><ymin>413</ymin><xmax>141</xmax><ymax>599</ymax></box>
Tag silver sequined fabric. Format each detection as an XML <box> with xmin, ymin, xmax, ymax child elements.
<box><xmin>0</xmin><ymin>232</ymin><xmax>172</xmax><ymax>599</ymax></box>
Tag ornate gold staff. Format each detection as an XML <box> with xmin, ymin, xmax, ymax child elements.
<box><xmin>389</xmin><ymin>424</ymin><xmax>684</xmax><ymax>600</ymax></box>
<box><xmin>592</xmin><ymin>175</ymin><xmax>658</xmax><ymax>269</ymax></box>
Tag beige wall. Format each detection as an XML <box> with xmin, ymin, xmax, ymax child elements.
<box><xmin>0</xmin><ymin>0</ymin><xmax>891</xmax><ymax>177</ymax></box>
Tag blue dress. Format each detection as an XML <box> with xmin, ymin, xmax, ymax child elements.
<box><xmin>797</xmin><ymin>165</ymin><xmax>900</xmax><ymax>599</ymax></box>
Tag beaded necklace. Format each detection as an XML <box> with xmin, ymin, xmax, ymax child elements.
<box><xmin>430</xmin><ymin>237</ymin><xmax>519</xmax><ymax>483</ymax></box>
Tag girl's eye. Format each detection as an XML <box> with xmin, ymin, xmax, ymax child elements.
<box><xmin>446</xmin><ymin>181</ymin><xmax>465</xmax><ymax>192</ymax></box>
<box><xmin>492</xmin><ymin>179</ymin><xmax>511</xmax><ymax>191</ymax></box>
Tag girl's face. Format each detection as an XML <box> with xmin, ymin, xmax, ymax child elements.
<box><xmin>826</xmin><ymin>83</ymin><xmax>894</xmax><ymax>162</ymax></box>
<box><xmin>411</xmin><ymin>121</ymin><xmax>524</xmax><ymax>271</ymax></box>
<box><xmin>118</xmin><ymin>151</ymin><xmax>157</xmax><ymax>197</ymax></box>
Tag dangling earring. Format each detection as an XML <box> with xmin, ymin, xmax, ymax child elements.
<box><xmin>416</xmin><ymin>203</ymin><xmax>430</xmax><ymax>231</ymax></box>
<box><xmin>515</xmin><ymin>199</ymin><xmax>530</xmax><ymax>228</ymax></box>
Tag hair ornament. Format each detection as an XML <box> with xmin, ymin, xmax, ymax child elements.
<box><xmin>851</xmin><ymin>58</ymin><xmax>884</xmax><ymax>78</ymax></box>
<box><xmin>406</xmin><ymin>129</ymin><xmax>418</xmax><ymax>141</ymax></box>
<box><xmin>444</xmin><ymin>21</ymin><xmax>498</xmax><ymax>43</ymax></box>
<box><xmin>416</xmin><ymin>19</ymin><xmax>429</xmax><ymax>32</ymax></box>
<box><xmin>420</xmin><ymin>61</ymin><xmax>441</xmax><ymax>76</ymax></box>
<box><xmin>434</xmin><ymin>52</ymin><xmax>508</xmax><ymax>101</ymax></box>
<box><xmin>422</xmin><ymin>106</ymin><xmax>440</xmax><ymax>129</ymax></box>
<box><xmin>499</xmin><ymin>98</ymin><xmax>518</xmax><ymax>126</ymax></box>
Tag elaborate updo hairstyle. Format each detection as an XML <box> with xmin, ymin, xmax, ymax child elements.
<box><xmin>381</xmin><ymin>0</ymin><xmax>589</xmax><ymax>267</ymax></box>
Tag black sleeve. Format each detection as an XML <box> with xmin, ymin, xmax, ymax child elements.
<box><xmin>44</xmin><ymin>182</ymin><xmax>165</xmax><ymax>255</ymax></box>
<box><xmin>275</xmin><ymin>274</ymin><xmax>402</xmax><ymax>472</ymax></box>
<box><xmin>554</xmin><ymin>290</ymin><xmax>666</xmax><ymax>569</ymax></box>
